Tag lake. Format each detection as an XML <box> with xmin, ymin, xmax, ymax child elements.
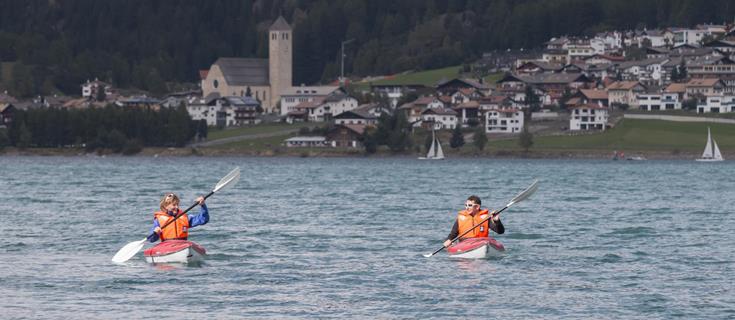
<box><xmin>0</xmin><ymin>156</ymin><xmax>733</xmax><ymax>319</ymax></box>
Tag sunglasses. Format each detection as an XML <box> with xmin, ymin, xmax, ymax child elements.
<box><xmin>465</xmin><ymin>203</ymin><xmax>478</xmax><ymax>208</ymax></box>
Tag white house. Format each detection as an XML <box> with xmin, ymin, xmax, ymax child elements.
<box><xmin>696</xmin><ymin>94</ymin><xmax>735</xmax><ymax>113</ymax></box>
<box><xmin>309</xmin><ymin>92</ymin><xmax>358</xmax><ymax>122</ymax></box>
<box><xmin>569</xmin><ymin>104</ymin><xmax>608</xmax><ymax>131</ymax></box>
<box><xmin>370</xmin><ymin>84</ymin><xmax>425</xmax><ymax>107</ymax></box>
<box><xmin>399</xmin><ymin>96</ymin><xmax>447</xmax><ymax>125</ymax></box>
<box><xmin>636</xmin><ymin>92</ymin><xmax>681</xmax><ymax>111</ymax></box>
<box><xmin>672</xmin><ymin>28</ymin><xmax>708</xmax><ymax>47</ymax></box>
<box><xmin>421</xmin><ymin>108</ymin><xmax>457</xmax><ymax>130</ymax></box>
<box><xmin>81</xmin><ymin>79</ymin><xmax>112</xmax><ymax>99</ymax></box>
<box><xmin>485</xmin><ymin>108</ymin><xmax>524</xmax><ymax>133</ymax></box>
<box><xmin>187</xmin><ymin>96</ymin><xmax>262</xmax><ymax>127</ymax></box>
<box><xmin>280</xmin><ymin>86</ymin><xmax>340</xmax><ymax>116</ymax></box>
<box><xmin>333</xmin><ymin>109</ymin><xmax>378</xmax><ymax>126</ymax></box>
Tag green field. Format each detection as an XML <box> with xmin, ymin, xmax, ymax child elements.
<box><xmin>353</xmin><ymin>65</ymin><xmax>502</xmax><ymax>91</ymax></box>
<box><xmin>207</xmin><ymin>123</ymin><xmax>315</xmax><ymax>141</ymax></box>
<box><xmin>488</xmin><ymin>119</ymin><xmax>735</xmax><ymax>152</ymax></box>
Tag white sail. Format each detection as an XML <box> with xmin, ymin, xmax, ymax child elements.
<box><xmin>701</xmin><ymin>127</ymin><xmax>713</xmax><ymax>159</ymax></box>
<box><xmin>434</xmin><ymin>136</ymin><xmax>445</xmax><ymax>159</ymax></box>
<box><xmin>697</xmin><ymin>127</ymin><xmax>724</xmax><ymax>162</ymax></box>
<box><xmin>713</xmin><ymin>139</ymin><xmax>723</xmax><ymax>160</ymax></box>
<box><xmin>426</xmin><ymin>130</ymin><xmax>436</xmax><ymax>158</ymax></box>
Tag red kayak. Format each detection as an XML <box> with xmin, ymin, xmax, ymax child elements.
<box><xmin>447</xmin><ymin>237</ymin><xmax>505</xmax><ymax>259</ymax></box>
<box><xmin>143</xmin><ymin>240</ymin><xmax>206</xmax><ymax>264</ymax></box>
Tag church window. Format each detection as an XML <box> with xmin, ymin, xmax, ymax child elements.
<box><xmin>213</xmin><ymin>80</ymin><xmax>219</xmax><ymax>88</ymax></box>
<box><xmin>285</xmin><ymin>33</ymin><xmax>289</xmax><ymax>40</ymax></box>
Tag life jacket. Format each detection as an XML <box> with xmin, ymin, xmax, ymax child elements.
<box><xmin>457</xmin><ymin>209</ymin><xmax>490</xmax><ymax>239</ymax></box>
<box><xmin>154</xmin><ymin>209</ymin><xmax>189</xmax><ymax>241</ymax></box>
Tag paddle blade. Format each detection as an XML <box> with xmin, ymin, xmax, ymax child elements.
<box><xmin>213</xmin><ymin>167</ymin><xmax>240</xmax><ymax>193</ymax></box>
<box><xmin>506</xmin><ymin>179</ymin><xmax>539</xmax><ymax>207</ymax></box>
<box><xmin>111</xmin><ymin>238</ymin><xmax>147</xmax><ymax>263</ymax></box>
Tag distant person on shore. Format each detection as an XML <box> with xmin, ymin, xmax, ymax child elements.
<box><xmin>149</xmin><ymin>193</ymin><xmax>209</xmax><ymax>242</ymax></box>
<box><xmin>443</xmin><ymin>195</ymin><xmax>503</xmax><ymax>247</ymax></box>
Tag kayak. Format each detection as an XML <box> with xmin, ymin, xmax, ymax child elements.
<box><xmin>143</xmin><ymin>240</ymin><xmax>206</xmax><ymax>264</ymax></box>
<box><xmin>447</xmin><ymin>237</ymin><xmax>505</xmax><ymax>259</ymax></box>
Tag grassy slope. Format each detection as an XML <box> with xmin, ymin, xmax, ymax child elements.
<box><xmin>353</xmin><ymin>65</ymin><xmax>503</xmax><ymax>91</ymax></box>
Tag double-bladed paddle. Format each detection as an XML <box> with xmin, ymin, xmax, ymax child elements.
<box><xmin>423</xmin><ymin>179</ymin><xmax>539</xmax><ymax>258</ymax></box>
<box><xmin>111</xmin><ymin>167</ymin><xmax>241</xmax><ymax>263</ymax></box>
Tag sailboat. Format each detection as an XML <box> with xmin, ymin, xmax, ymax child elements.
<box><xmin>419</xmin><ymin>129</ymin><xmax>445</xmax><ymax>160</ymax></box>
<box><xmin>696</xmin><ymin>127</ymin><xmax>724</xmax><ymax>162</ymax></box>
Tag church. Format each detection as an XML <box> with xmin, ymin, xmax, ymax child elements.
<box><xmin>201</xmin><ymin>17</ymin><xmax>292</xmax><ymax>114</ymax></box>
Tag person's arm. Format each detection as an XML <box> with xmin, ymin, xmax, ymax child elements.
<box><xmin>489</xmin><ymin>213</ymin><xmax>504</xmax><ymax>234</ymax></box>
<box><xmin>188</xmin><ymin>204</ymin><xmax>209</xmax><ymax>228</ymax></box>
<box><xmin>443</xmin><ymin>220</ymin><xmax>459</xmax><ymax>247</ymax></box>
<box><xmin>148</xmin><ymin>219</ymin><xmax>161</xmax><ymax>242</ymax></box>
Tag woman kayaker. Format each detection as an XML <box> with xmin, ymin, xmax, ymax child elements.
<box><xmin>148</xmin><ymin>193</ymin><xmax>209</xmax><ymax>242</ymax></box>
<box><xmin>443</xmin><ymin>195</ymin><xmax>503</xmax><ymax>248</ymax></box>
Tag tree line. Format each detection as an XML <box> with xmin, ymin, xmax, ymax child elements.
<box><xmin>1</xmin><ymin>0</ymin><xmax>734</xmax><ymax>98</ymax></box>
<box><xmin>2</xmin><ymin>105</ymin><xmax>205</xmax><ymax>154</ymax></box>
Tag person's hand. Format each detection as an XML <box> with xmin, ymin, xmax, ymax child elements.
<box><xmin>196</xmin><ymin>196</ymin><xmax>205</xmax><ymax>206</ymax></box>
<box><xmin>443</xmin><ymin>239</ymin><xmax>452</xmax><ymax>247</ymax></box>
<box><xmin>154</xmin><ymin>227</ymin><xmax>162</xmax><ymax>234</ymax></box>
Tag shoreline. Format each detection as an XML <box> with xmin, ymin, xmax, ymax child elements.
<box><xmin>0</xmin><ymin>146</ymin><xmax>707</xmax><ymax>160</ymax></box>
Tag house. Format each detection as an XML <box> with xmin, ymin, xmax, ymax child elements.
<box><xmin>485</xmin><ymin>108</ymin><xmax>524</xmax><ymax>133</ymax></box>
<box><xmin>477</xmin><ymin>95</ymin><xmax>518</xmax><ymax>112</ymax></box>
<box><xmin>398</xmin><ymin>96</ymin><xmax>446</xmax><ymax>124</ymax></box>
<box><xmin>284</xmin><ymin>136</ymin><xmax>330</xmax><ymax>147</ymax></box>
<box><xmin>454</xmin><ymin>101</ymin><xmax>480</xmax><ymax>127</ymax></box>
<box><xmin>686</xmin><ymin>55</ymin><xmax>735</xmax><ymax>93</ymax></box>
<box><xmin>161</xmin><ymin>90</ymin><xmax>202</xmax><ymax>108</ymax></box>
<box><xmin>516</xmin><ymin>73</ymin><xmax>593</xmax><ymax>105</ymax></box>
<box><xmin>636</xmin><ymin>88</ymin><xmax>681</xmax><ymax>111</ymax></box>
<box><xmin>686</xmin><ymin>78</ymin><xmax>726</xmax><ymax>97</ymax></box>
<box><xmin>280</xmin><ymin>86</ymin><xmax>341</xmax><ymax>116</ymax></box>
<box><xmin>187</xmin><ymin>95</ymin><xmax>261</xmax><ymax>127</ymax></box>
<box><xmin>115</xmin><ymin>96</ymin><xmax>161</xmax><ymax>109</ymax></box>
<box><xmin>664</xmin><ymin>83</ymin><xmax>688</xmax><ymax>101</ymax></box>
<box><xmin>326</xmin><ymin>124</ymin><xmax>366</xmax><ymax>148</ymax></box>
<box><xmin>450</xmin><ymin>87</ymin><xmax>483</xmax><ymax>106</ymax></box>
<box><xmin>541</xmin><ymin>49</ymin><xmax>568</xmax><ymax>64</ymax></box>
<box><xmin>0</xmin><ymin>103</ymin><xmax>15</xmax><ymax>127</ymax></box>
<box><xmin>81</xmin><ymin>79</ymin><xmax>113</xmax><ymax>99</ymax></box>
<box><xmin>370</xmin><ymin>84</ymin><xmax>426</xmax><ymax>107</ymax></box>
<box><xmin>333</xmin><ymin>109</ymin><xmax>377</xmax><ymax>126</ymax></box>
<box><xmin>567</xmin><ymin>89</ymin><xmax>608</xmax><ymax>107</ymax></box>
<box><xmin>421</xmin><ymin>107</ymin><xmax>458</xmax><ymax>130</ymax></box>
<box><xmin>569</xmin><ymin>104</ymin><xmax>608</xmax><ymax>131</ymax></box>
<box><xmin>436</xmin><ymin>78</ymin><xmax>491</xmax><ymax>96</ymax></box>
<box><xmin>645</xmin><ymin>47</ymin><xmax>670</xmax><ymax>59</ymax></box>
<box><xmin>515</xmin><ymin>61</ymin><xmax>564</xmax><ymax>74</ymax></box>
<box><xmin>703</xmin><ymin>39</ymin><xmax>735</xmax><ymax>54</ymax></box>
<box><xmin>606</xmin><ymin>81</ymin><xmax>646</xmax><ymax>107</ymax></box>
<box><xmin>285</xmin><ymin>98</ymin><xmax>324</xmax><ymax>124</ymax></box>
<box><xmin>671</xmin><ymin>28</ymin><xmax>709</xmax><ymax>47</ymax></box>
<box><xmin>583</xmin><ymin>54</ymin><xmax>625</xmax><ymax>65</ymax></box>
<box><xmin>696</xmin><ymin>94</ymin><xmax>735</xmax><ymax>113</ymax></box>
<box><xmin>615</xmin><ymin>58</ymin><xmax>669</xmax><ymax>85</ymax></box>
<box><xmin>311</xmin><ymin>91</ymin><xmax>359</xmax><ymax>122</ymax></box>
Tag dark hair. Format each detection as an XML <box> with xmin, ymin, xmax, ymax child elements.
<box><xmin>467</xmin><ymin>195</ymin><xmax>481</xmax><ymax>205</ymax></box>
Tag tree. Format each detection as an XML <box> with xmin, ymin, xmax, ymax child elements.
<box><xmin>96</xmin><ymin>85</ymin><xmax>106</xmax><ymax>102</ymax></box>
<box><xmin>450</xmin><ymin>125</ymin><xmax>464</xmax><ymax>149</ymax></box>
<box><xmin>0</xmin><ymin>128</ymin><xmax>9</xmax><ymax>150</ymax></box>
<box><xmin>17</xmin><ymin>122</ymin><xmax>32</xmax><ymax>149</ymax></box>
<box><xmin>424</xmin><ymin>130</ymin><xmax>434</xmax><ymax>152</ymax></box>
<box><xmin>519</xmin><ymin>125</ymin><xmax>533</xmax><ymax>152</ymax></box>
<box><xmin>473</xmin><ymin>127</ymin><xmax>488</xmax><ymax>151</ymax></box>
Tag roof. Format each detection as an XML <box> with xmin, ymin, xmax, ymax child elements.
<box><xmin>584</xmin><ymin>54</ymin><xmax>626</xmax><ymax>62</ymax></box>
<box><xmin>479</xmin><ymin>95</ymin><xmax>511</xmax><ymax>104</ymax></box>
<box><xmin>490</xmin><ymin>108</ymin><xmax>521</xmax><ymax>114</ymax></box>
<box><xmin>0</xmin><ymin>103</ymin><xmax>14</xmax><ymax>113</ymax></box>
<box><xmin>617</xmin><ymin>58</ymin><xmax>669</xmax><ymax>69</ymax></box>
<box><xmin>664</xmin><ymin>83</ymin><xmax>687</xmax><ymax>93</ymax></box>
<box><xmin>688</xmin><ymin>55</ymin><xmax>735</xmax><ymax>67</ymax></box>
<box><xmin>220</xmin><ymin>96</ymin><xmax>260</xmax><ymax>107</ymax></box>
<box><xmin>569</xmin><ymin>103</ymin><xmax>607</xmax><ymax>110</ymax></box>
<box><xmin>579</xmin><ymin>89</ymin><xmax>608</xmax><ymax>100</ymax></box>
<box><xmin>519</xmin><ymin>73</ymin><xmax>591</xmax><ymax>84</ymax></box>
<box><xmin>285</xmin><ymin>136</ymin><xmax>326</xmax><ymax>142</ymax></box>
<box><xmin>606</xmin><ymin>81</ymin><xmax>644</xmax><ymax>90</ymax></box>
<box><xmin>422</xmin><ymin>107</ymin><xmax>457</xmax><ymax>116</ymax></box>
<box><xmin>334</xmin><ymin>109</ymin><xmax>376</xmax><ymax>119</ymax></box>
<box><xmin>338</xmin><ymin>124</ymin><xmax>367</xmax><ymax>135</ymax></box>
<box><xmin>686</xmin><ymin>78</ymin><xmax>724</xmax><ymax>87</ymax></box>
<box><xmin>269</xmin><ymin>16</ymin><xmax>292</xmax><ymax>31</ymax></box>
<box><xmin>454</xmin><ymin>101</ymin><xmax>479</xmax><ymax>109</ymax></box>
<box><xmin>213</xmin><ymin>57</ymin><xmax>269</xmax><ymax>86</ymax></box>
<box><xmin>293</xmin><ymin>98</ymin><xmax>325</xmax><ymax>109</ymax></box>
<box><xmin>281</xmin><ymin>86</ymin><xmax>340</xmax><ymax>96</ymax></box>
<box><xmin>436</xmin><ymin>78</ymin><xmax>490</xmax><ymax>90</ymax></box>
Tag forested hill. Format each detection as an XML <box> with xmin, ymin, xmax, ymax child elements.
<box><xmin>1</xmin><ymin>0</ymin><xmax>735</xmax><ymax>97</ymax></box>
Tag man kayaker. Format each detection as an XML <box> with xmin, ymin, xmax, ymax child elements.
<box><xmin>148</xmin><ymin>193</ymin><xmax>209</xmax><ymax>242</ymax></box>
<box><xmin>443</xmin><ymin>195</ymin><xmax>503</xmax><ymax>248</ymax></box>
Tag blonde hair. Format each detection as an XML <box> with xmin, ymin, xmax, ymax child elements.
<box><xmin>160</xmin><ymin>193</ymin><xmax>180</xmax><ymax>211</ymax></box>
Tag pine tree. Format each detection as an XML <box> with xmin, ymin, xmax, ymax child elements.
<box><xmin>519</xmin><ymin>125</ymin><xmax>533</xmax><ymax>152</ymax></box>
<box><xmin>473</xmin><ymin>127</ymin><xmax>487</xmax><ymax>151</ymax></box>
<box><xmin>450</xmin><ymin>125</ymin><xmax>464</xmax><ymax>149</ymax></box>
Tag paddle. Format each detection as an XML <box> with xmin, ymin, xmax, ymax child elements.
<box><xmin>423</xmin><ymin>179</ymin><xmax>539</xmax><ymax>258</ymax></box>
<box><xmin>111</xmin><ymin>167</ymin><xmax>241</xmax><ymax>263</ymax></box>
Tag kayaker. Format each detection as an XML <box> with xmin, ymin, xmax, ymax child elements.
<box><xmin>148</xmin><ymin>193</ymin><xmax>209</xmax><ymax>242</ymax></box>
<box><xmin>443</xmin><ymin>195</ymin><xmax>503</xmax><ymax>247</ymax></box>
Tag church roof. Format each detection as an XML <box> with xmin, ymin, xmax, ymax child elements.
<box><xmin>214</xmin><ymin>58</ymin><xmax>269</xmax><ymax>86</ymax></box>
<box><xmin>270</xmin><ymin>16</ymin><xmax>291</xmax><ymax>31</ymax></box>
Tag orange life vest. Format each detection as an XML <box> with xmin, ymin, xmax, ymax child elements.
<box><xmin>457</xmin><ymin>209</ymin><xmax>490</xmax><ymax>239</ymax></box>
<box><xmin>154</xmin><ymin>209</ymin><xmax>189</xmax><ymax>241</ymax></box>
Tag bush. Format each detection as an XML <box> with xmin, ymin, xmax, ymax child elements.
<box><xmin>122</xmin><ymin>139</ymin><xmax>143</xmax><ymax>155</ymax></box>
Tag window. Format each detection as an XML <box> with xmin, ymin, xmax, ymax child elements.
<box><xmin>213</xmin><ymin>80</ymin><xmax>219</xmax><ymax>88</ymax></box>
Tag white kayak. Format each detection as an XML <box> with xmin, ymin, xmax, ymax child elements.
<box><xmin>143</xmin><ymin>240</ymin><xmax>206</xmax><ymax>264</ymax></box>
<box><xmin>447</xmin><ymin>237</ymin><xmax>505</xmax><ymax>259</ymax></box>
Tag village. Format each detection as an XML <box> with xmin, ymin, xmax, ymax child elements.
<box><xmin>2</xmin><ymin>18</ymin><xmax>735</xmax><ymax>154</ymax></box>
